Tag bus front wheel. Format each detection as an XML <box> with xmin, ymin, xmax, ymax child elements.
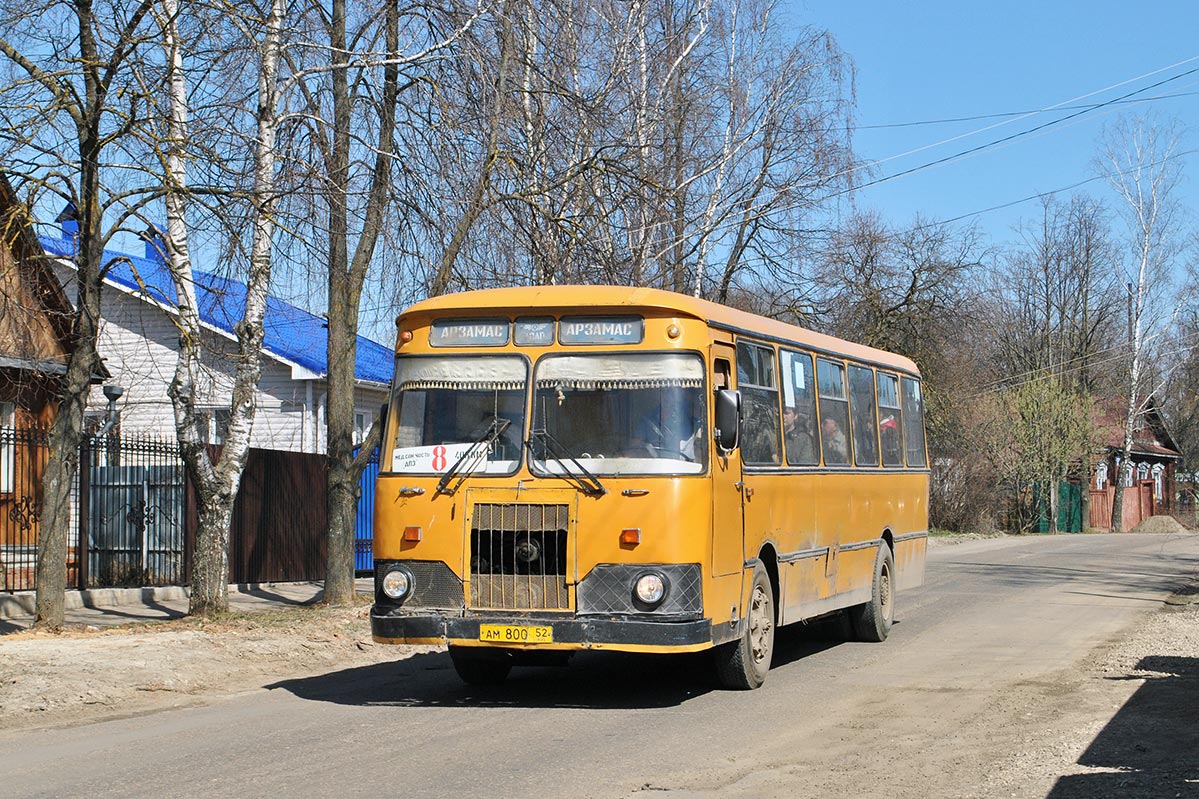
<box><xmin>449</xmin><ymin>646</ymin><xmax>513</xmax><ymax>685</ymax></box>
<box><xmin>850</xmin><ymin>543</ymin><xmax>895</xmax><ymax>642</ymax></box>
<box><xmin>715</xmin><ymin>564</ymin><xmax>775</xmax><ymax>690</ymax></box>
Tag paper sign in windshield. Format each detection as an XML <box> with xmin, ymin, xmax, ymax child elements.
<box><xmin>391</xmin><ymin>443</ymin><xmax>487</xmax><ymax>473</ymax></box>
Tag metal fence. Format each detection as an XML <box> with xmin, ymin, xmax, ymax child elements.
<box><xmin>3</xmin><ymin>425</ymin><xmax>381</xmax><ymax>593</ymax></box>
<box><xmin>1</xmin><ymin>426</ymin><xmax>50</xmax><ymax>592</ymax></box>
<box><xmin>355</xmin><ymin>446</ymin><xmax>380</xmax><ymax>573</ymax></box>
<box><xmin>80</xmin><ymin>433</ymin><xmax>187</xmax><ymax>588</ymax></box>
<box><xmin>1</xmin><ymin>426</ymin><xmax>187</xmax><ymax>592</ymax></box>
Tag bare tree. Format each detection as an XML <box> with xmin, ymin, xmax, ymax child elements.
<box><xmin>412</xmin><ymin>0</ymin><xmax>854</xmax><ymax>298</ymax></box>
<box><xmin>1161</xmin><ymin>309</ymin><xmax>1199</xmax><ymax>518</ymax></box>
<box><xmin>0</xmin><ymin>0</ymin><xmax>158</xmax><ymax>628</ymax></box>
<box><xmin>149</xmin><ymin>0</ymin><xmax>290</xmax><ymax>615</ymax></box>
<box><xmin>815</xmin><ymin>212</ymin><xmax>984</xmax><ymax>364</ymax></box>
<box><xmin>284</xmin><ymin>0</ymin><xmax>478</xmax><ymax>605</ymax></box>
<box><xmin>813</xmin><ymin>211</ymin><xmax>992</xmax><ymax>530</ymax></box>
<box><xmin>1098</xmin><ymin>116</ymin><xmax>1189</xmax><ymax>532</ymax></box>
<box><xmin>992</xmin><ymin>195</ymin><xmax>1120</xmax><ymax>394</ymax></box>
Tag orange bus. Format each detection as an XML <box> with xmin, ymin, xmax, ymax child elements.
<box><xmin>370</xmin><ymin>286</ymin><xmax>928</xmax><ymax>689</ymax></box>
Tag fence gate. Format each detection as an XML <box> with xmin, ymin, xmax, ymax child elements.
<box><xmin>355</xmin><ymin>446</ymin><xmax>380</xmax><ymax>573</ymax></box>
<box><xmin>86</xmin><ymin>438</ymin><xmax>186</xmax><ymax>588</ymax></box>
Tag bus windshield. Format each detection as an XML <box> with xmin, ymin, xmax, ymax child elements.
<box><xmin>531</xmin><ymin>352</ymin><xmax>707</xmax><ymax>476</ymax></box>
<box><xmin>389</xmin><ymin>355</ymin><xmax>527</xmax><ymax>475</ymax></box>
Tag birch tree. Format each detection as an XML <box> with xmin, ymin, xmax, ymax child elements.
<box><xmin>151</xmin><ymin>0</ymin><xmax>289</xmax><ymax>615</ymax></box>
<box><xmin>0</xmin><ymin>0</ymin><xmax>157</xmax><ymax>628</ymax></box>
<box><xmin>417</xmin><ymin>0</ymin><xmax>854</xmax><ymax>297</ymax></box>
<box><xmin>1098</xmin><ymin>116</ymin><xmax>1188</xmax><ymax>532</ymax></box>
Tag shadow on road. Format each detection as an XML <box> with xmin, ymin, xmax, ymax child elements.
<box><xmin>267</xmin><ymin>621</ymin><xmax>845</xmax><ymax>710</ymax></box>
<box><xmin>1046</xmin><ymin>653</ymin><xmax>1199</xmax><ymax>798</ymax></box>
<box><xmin>941</xmin><ymin>559</ymin><xmax>1199</xmax><ymax>597</ymax></box>
<box><xmin>267</xmin><ymin>648</ymin><xmax>716</xmax><ymax>709</ymax></box>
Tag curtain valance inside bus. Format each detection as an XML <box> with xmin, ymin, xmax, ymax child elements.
<box><xmin>535</xmin><ymin>354</ymin><xmax>703</xmax><ymax>390</ymax></box>
<box><xmin>395</xmin><ymin>357</ymin><xmax>526</xmax><ymax>391</ymax></box>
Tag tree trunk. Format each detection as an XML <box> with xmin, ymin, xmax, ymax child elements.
<box><xmin>1048</xmin><ymin>478</ymin><xmax>1059</xmax><ymax>534</ymax></box>
<box><xmin>190</xmin><ymin>488</ymin><xmax>234</xmax><ymax>614</ymax></box>
<box><xmin>34</xmin><ymin>142</ymin><xmax>105</xmax><ymax>629</ymax></box>
<box><xmin>322</xmin><ymin>0</ymin><xmax>399</xmax><ymax>605</ymax></box>
<box><xmin>324</xmin><ymin>281</ymin><xmax>358</xmax><ymax>605</ymax></box>
<box><xmin>33</xmin><ymin>347</ymin><xmax>91</xmax><ymax>627</ymax></box>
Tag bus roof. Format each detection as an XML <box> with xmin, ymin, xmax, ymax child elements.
<box><xmin>399</xmin><ymin>285</ymin><xmax>921</xmax><ymax>376</ymax></box>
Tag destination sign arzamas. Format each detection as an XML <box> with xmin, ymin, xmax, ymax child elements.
<box><xmin>559</xmin><ymin>317</ymin><xmax>644</xmax><ymax>345</ymax></box>
<box><xmin>430</xmin><ymin>320</ymin><xmax>509</xmax><ymax>346</ymax></box>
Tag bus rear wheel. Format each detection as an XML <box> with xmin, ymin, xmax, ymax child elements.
<box><xmin>850</xmin><ymin>543</ymin><xmax>894</xmax><ymax>642</ymax></box>
<box><xmin>715</xmin><ymin>563</ymin><xmax>775</xmax><ymax>690</ymax></box>
<box><xmin>449</xmin><ymin>646</ymin><xmax>513</xmax><ymax>685</ymax></box>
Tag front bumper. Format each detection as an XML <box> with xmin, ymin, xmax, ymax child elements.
<box><xmin>371</xmin><ymin>610</ymin><xmax>715</xmax><ymax>652</ymax></box>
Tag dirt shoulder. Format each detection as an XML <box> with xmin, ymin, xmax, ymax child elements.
<box><xmin>0</xmin><ymin>600</ymin><xmax>427</xmax><ymax>732</ymax></box>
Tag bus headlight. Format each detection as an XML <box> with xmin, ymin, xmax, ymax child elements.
<box><xmin>633</xmin><ymin>572</ymin><xmax>668</xmax><ymax>607</ymax></box>
<box><xmin>381</xmin><ymin>566</ymin><xmax>413</xmax><ymax>601</ymax></box>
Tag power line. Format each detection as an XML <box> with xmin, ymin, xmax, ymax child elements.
<box><xmin>848</xmin><ymin>65</ymin><xmax>1199</xmax><ymax>196</ymax></box>
<box><xmin>854</xmin><ymin>90</ymin><xmax>1199</xmax><ymax>130</ymax></box>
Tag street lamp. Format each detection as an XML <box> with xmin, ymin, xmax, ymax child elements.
<box><xmin>98</xmin><ymin>384</ymin><xmax>124</xmax><ymax>436</ymax></box>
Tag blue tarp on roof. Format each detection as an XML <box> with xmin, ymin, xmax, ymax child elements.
<box><xmin>40</xmin><ymin>234</ymin><xmax>394</xmax><ymax>385</ymax></box>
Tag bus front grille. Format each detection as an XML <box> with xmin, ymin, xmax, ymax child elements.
<box><xmin>469</xmin><ymin>503</ymin><xmax>570</xmax><ymax>611</ymax></box>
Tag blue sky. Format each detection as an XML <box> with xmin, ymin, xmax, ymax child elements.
<box><xmin>803</xmin><ymin>0</ymin><xmax>1199</xmax><ymax>249</ymax></box>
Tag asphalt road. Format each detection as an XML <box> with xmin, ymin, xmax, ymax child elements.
<box><xmin>4</xmin><ymin>533</ymin><xmax>1198</xmax><ymax>799</ymax></box>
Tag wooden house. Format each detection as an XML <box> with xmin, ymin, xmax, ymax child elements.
<box><xmin>1088</xmin><ymin>397</ymin><xmax>1181</xmax><ymax>531</ymax></box>
<box><xmin>0</xmin><ymin>173</ymin><xmax>76</xmax><ymax>589</ymax></box>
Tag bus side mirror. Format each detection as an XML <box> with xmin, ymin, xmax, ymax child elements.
<box><xmin>379</xmin><ymin>402</ymin><xmax>389</xmax><ymax>438</ymax></box>
<box><xmin>714</xmin><ymin>389</ymin><xmax>740</xmax><ymax>453</ymax></box>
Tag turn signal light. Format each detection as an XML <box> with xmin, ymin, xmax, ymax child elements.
<box><xmin>399</xmin><ymin>330</ymin><xmax>413</xmax><ymax>343</ymax></box>
<box><xmin>403</xmin><ymin>526</ymin><xmax>422</xmax><ymax>542</ymax></box>
<box><xmin>620</xmin><ymin>528</ymin><xmax>641</xmax><ymax>546</ymax></box>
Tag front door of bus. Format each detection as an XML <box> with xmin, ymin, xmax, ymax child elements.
<box><xmin>710</xmin><ymin>342</ymin><xmax>744</xmax><ymax>577</ymax></box>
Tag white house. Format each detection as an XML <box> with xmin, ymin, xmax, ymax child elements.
<box><xmin>42</xmin><ymin>221</ymin><xmax>394</xmax><ymax>453</ymax></box>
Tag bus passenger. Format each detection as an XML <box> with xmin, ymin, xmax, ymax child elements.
<box><xmin>742</xmin><ymin>394</ymin><xmax>780</xmax><ymax>464</ymax></box>
<box><xmin>783</xmin><ymin>405</ymin><xmax>815</xmax><ymax>464</ymax></box>
<box><xmin>821</xmin><ymin>416</ymin><xmax>848</xmax><ymax>464</ymax></box>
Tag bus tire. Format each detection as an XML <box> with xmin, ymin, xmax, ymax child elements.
<box><xmin>715</xmin><ymin>564</ymin><xmax>775</xmax><ymax>690</ymax></box>
<box><xmin>850</xmin><ymin>543</ymin><xmax>894</xmax><ymax>643</ymax></box>
<box><xmin>449</xmin><ymin>646</ymin><xmax>512</xmax><ymax>685</ymax></box>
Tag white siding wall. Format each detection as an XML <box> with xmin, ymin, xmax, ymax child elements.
<box><xmin>53</xmin><ymin>260</ymin><xmax>388</xmax><ymax>453</ymax></box>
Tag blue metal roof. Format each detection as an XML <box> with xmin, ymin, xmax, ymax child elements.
<box><xmin>40</xmin><ymin>234</ymin><xmax>395</xmax><ymax>385</ymax></box>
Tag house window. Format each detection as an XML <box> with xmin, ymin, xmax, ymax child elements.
<box><xmin>1094</xmin><ymin>462</ymin><xmax>1108</xmax><ymax>491</ymax></box>
<box><xmin>353</xmin><ymin>411</ymin><xmax>369</xmax><ymax>446</ymax></box>
<box><xmin>1152</xmin><ymin>464</ymin><xmax>1165</xmax><ymax>503</ymax></box>
<box><xmin>0</xmin><ymin>401</ymin><xmax>14</xmax><ymax>493</ymax></box>
<box><xmin>197</xmin><ymin>408</ymin><xmax>232</xmax><ymax>445</ymax></box>
<box><xmin>1137</xmin><ymin>462</ymin><xmax>1150</xmax><ymax>483</ymax></box>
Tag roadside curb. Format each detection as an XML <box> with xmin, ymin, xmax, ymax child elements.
<box><xmin>0</xmin><ymin>585</ymin><xmax>189</xmax><ymax>619</ymax></box>
<box><xmin>0</xmin><ymin>581</ymin><xmax>343</xmax><ymax>620</ymax></box>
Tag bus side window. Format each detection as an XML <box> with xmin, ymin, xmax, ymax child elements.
<box><xmin>779</xmin><ymin>349</ymin><xmax>818</xmax><ymax>466</ymax></box>
<box><xmin>848</xmin><ymin>364</ymin><xmax>879</xmax><ymax>467</ymax></box>
<box><xmin>877</xmin><ymin>372</ymin><xmax>904</xmax><ymax>467</ymax></box>
<box><xmin>816</xmin><ymin>358</ymin><xmax>851</xmax><ymax>466</ymax></box>
<box><xmin>736</xmin><ymin>342</ymin><xmax>781</xmax><ymax>465</ymax></box>
<box><xmin>901</xmin><ymin>377</ymin><xmax>928</xmax><ymax>467</ymax></box>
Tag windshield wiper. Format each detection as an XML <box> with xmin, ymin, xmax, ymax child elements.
<box><xmin>435</xmin><ymin>417</ymin><xmax>512</xmax><ymax>496</ymax></box>
<box><xmin>527</xmin><ymin>428</ymin><xmax>606</xmax><ymax>496</ymax></box>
